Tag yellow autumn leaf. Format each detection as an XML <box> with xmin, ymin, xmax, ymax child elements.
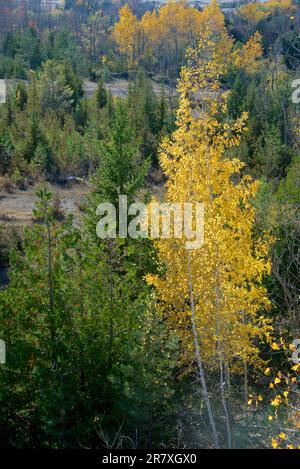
<box><xmin>271</xmin><ymin>397</ymin><xmax>281</xmax><ymax>407</ymax></box>
<box><xmin>272</xmin><ymin>438</ymin><xmax>278</xmax><ymax>449</ymax></box>
<box><xmin>291</xmin><ymin>364</ymin><xmax>300</xmax><ymax>371</ymax></box>
<box><xmin>271</xmin><ymin>343</ymin><xmax>280</xmax><ymax>350</ymax></box>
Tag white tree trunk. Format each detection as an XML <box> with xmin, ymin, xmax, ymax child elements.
<box><xmin>187</xmin><ymin>252</ymin><xmax>220</xmax><ymax>449</ymax></box>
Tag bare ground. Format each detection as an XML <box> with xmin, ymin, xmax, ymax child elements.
<box><xmin>0</xmin><ymin>183</ymin><xmax>89</xmax><ymax>227</ymax></box>
<box><xmin>83</xmin><ymin>78</ymin><xmax>177</xmax><ymax>99</ymax></box>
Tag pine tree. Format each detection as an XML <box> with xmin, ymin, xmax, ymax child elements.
<box><xmin>95</xmin><ymin>78</ymin><xmax>107</xmax><ymax>110</ymax></box>
<box><xmin>81</xmin><ymin>99</ymin><xmax>176</xmax><ymax>445</ymax></box>
<box><xmin>40</xmin><ymin>60</ymin><xmax>74</xmax><ymax>116</ymax></box>
<box><xmin>87</xmin><ymin>100</ymin><xmax>149</xmax><ymax>218</ymax></box>
<box><xmin>127</xmin><ymin>70</ymin><xmax>160</xmax><ymax>160</ymax></box>
<box><xmin>0</xmin><ymin>188</ymin><xmax>84</xmax><ymax>446</ymax></box>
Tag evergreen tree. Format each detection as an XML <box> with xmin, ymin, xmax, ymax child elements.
<box><xmin>95</xmin><ymin>78</ymin><xmax>107</xmax><ymax>110</ymax></box>
<box><xmin>88</xmin><ymin>100</ymin><xmax>149</xmax><ymax>216</ymax></box>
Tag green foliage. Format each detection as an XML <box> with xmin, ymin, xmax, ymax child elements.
<box><xmin>89</xmin><ymin>100</ymin><xmax>149</xmax><ymax>211</ymax></box>
<box><xmin>0</xmin><ymin>185</ymin><xmax>178</xmax><ymax>448</ymax></box>
<box><xmin>126</xmin><ymin>70</ymin><xmax>171</xmax><ymax>163</ymax></box>
<box><xmin>277</xmin><ymin>156</ymin><xmax>300</xmax><ymax>205</ymax></box>
<box><xmin>0</xmin><ymin>129</ymin><xmax>13</xmax><ymax>173</ymax></box>
<box><xmin>95</xmin><ymin>79</ymin><xmax>108</xmax><ymax>110</ymax></box>
<box><xmin>40</xmin><ymin>60</ymin><xmax>75</xmax><ymax>115</ymax></box>
<box><xmin>1</xmin><ymin>0</ymin><xmax>300</xmax><ymax>450</ymax></box>
<box><xmin>229</xmin><ymin>69</ymin><xmax>294</xmax><ymax>179</ymax></box>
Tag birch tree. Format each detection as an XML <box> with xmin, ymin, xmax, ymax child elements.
<box><xmin>147</xmin><ymin>27</ymin><xmax>272</xmax><ymax>447</ymax></box>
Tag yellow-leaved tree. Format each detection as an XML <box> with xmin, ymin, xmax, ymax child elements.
<box><xmin>113</xmin><ymin>1</ymin><xmax>233</xmax><ymax>74</ymax></box>
<box><xmin>199</xmin><ymin>0</ymin><xmax>234</xmax><ymax>62</ymax></box>
<box><xmin>233</xmin><ymin>31</ymin><xmax>263</xmax><ymax>74</ymax></box>
<box><xmin>113</xmin><ymin>4</ymin><xmax>145</xmax><ymax>69</ymax></box>
<box><xmin>146</xmin><ymin>27</ymin><xmax>272</xmax><ymax>448</ymax></box>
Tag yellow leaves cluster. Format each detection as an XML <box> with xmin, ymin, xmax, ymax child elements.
<box><xmin>112</xmin><ymin>5</ymin><xmax>143</xmax><ymax>68</ymax></box>
<box><xmin>271</xmin><ymin>395</ymin><xmax>282</xmax><ymax>407</ymax></box>
<box><xmin>265</xmin><ymin>0</ymin><xmax>293</xmax><ymax>10</ymax></box>
<box><xmin>271</xmin><ymin>438</ymin><xmax>278</xmax><ymax>449</ymax></box>
<box><xmin>271</xmin><ymin>342</ymin><xmax>280</xmax><ymax>350</ymax></box>
<box><xmin>262</xmin><ymin>369</ymin><xmax>299</xmax><ymax>448</ymax></box>
<box><xmin>113</xmin><ymin>0</ymin><xmax>294</xmax><ymax>73</ymax></box>
<box><xmin>146</xmin><ymin>22</ymin><xmax>272</xmax><ymax>372</ymax></box>
<box><xmin>248</xmin><ymin>394</ymin><xmax>264</xmax><ymax>406</ymax></box>
<box><xmin>113</xmin><ymin>0</ymin><xmax>269</xmax><ymax>79</ymax></box>
<box><xmin>233</xmin><ymin>32</ymin><xmax>263</xmax><ymax>74</ymax></box>
<box><xmin>239</xmin><ymin>0</ymin><xmax>294</xmax><ymax>25</ymax></box>
<box><xmin>113</xmin><ymin>1</ymin><xmax>233</xmax><ymax>69</ymax></box>
<box><xmin>272</xmin><ymin>433</ymin><xmax>291</xmax><ymax>449</ymax></box>
<box><xmin>239</xmin><ymin>3</ymin><xmax>270</xmax><ymax>24</ymax></box>
<box><xmin>261</xmin><ymin>355</ymin><xmax>300</xmax><ymax>449</ymax></box>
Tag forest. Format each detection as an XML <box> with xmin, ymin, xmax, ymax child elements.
<box><xmin>0</xmin><ymin>0</ymin><xmax>300</xmax><ymax>451</ymax></box>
